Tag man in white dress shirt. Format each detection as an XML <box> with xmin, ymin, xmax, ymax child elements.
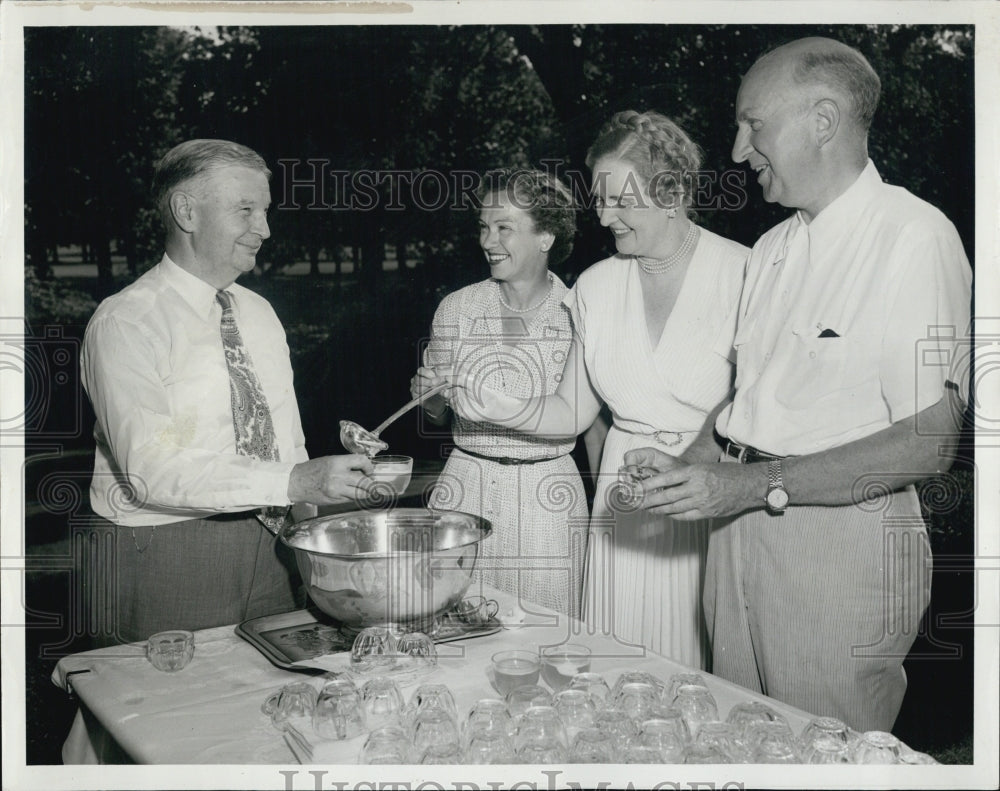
<box><xmin>626</xmin><ymin>38</ymin><xmax>971</xmax><ymax>731</ymax></box>
<box><xmin>81</xmin><ymin>139</ymin><xmax>373</xmax><ymax>645</ymax></box>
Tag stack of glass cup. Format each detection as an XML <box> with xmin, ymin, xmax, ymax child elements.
<box><xmin>262</xmin><ymin>658</ymin><xmax>938</xmax><ymax>765</ymax></box>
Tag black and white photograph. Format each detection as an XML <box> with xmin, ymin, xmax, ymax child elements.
<box><xmin>1</xmin><ymin>2</ymin><xmax>997</xmax><ymax>789</ymax></box>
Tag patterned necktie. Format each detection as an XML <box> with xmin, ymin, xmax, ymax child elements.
<box><xmin>216</xmin><ymin>290</ymin><xmax>289</xmax><ymax>533</ymax></box>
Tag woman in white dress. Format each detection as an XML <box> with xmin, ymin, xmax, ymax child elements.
<box><xmin>409</xmin><ymin>169</ymin><xmax>591</xmax><ymax>618</ymax></box>
<box><xmin>448</xmin><ymin>112</ymin><xmax>749</xmax><ymax>667</ymax></box>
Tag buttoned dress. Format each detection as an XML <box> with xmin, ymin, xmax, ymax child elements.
<box><xmin>568</xmin><ymin>228</ymin><xmax>749</xmax><ymax>666</ymax></box>
<box><xmin>711</xmin><ymin>161</ymin><xmax>973</xmax><ymax>730</ymax></box>
<box><xmin>424</xmin><ymin>277</ymin><xmax>588</xmax><ymax>618</ymax></box>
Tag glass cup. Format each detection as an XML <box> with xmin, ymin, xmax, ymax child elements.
<box><xmin>492</xmin><ymin>650</ymin><xmax>542</xmax><ymax>696</ymax></box>
<box><xmin>146</xmin><ymin>630</ymin><xmax>195</xmax><ymax>672</ymax></box>
<box><xmin>569</xmin><ymin>672</ymin><xmax>612</xmax><ymax>710</ymax></box>
<box><xmin>612</xmin><ymin>670</ymin><xmax>665</xmax><ymax>703</ymax></box>
<box><xmin>360</xmin><ymin>676</ymin><xmax>406</xmax><ymax>730</ymax></box>
<box><xmin>464</xmin><ymin>722</ymin><xmax>516</xmax><ymax>764</ymax></box>
<box><xmin>851</xmin><ymin>730</ymin><xmax>902</xmax><ymax>764</ymax></box>
<box><xmin>672</xmin><ymin>684</ymin><xmax>718</xmax><ymax>739</ymax></box>
<box><xmin>313</xmin><ymin>678</ymin><xmax>366</xmax><ymax>740</ymax></box>
<box><xmin>695</xmin><ymin>721</ymin><xmax>753</xmax><ymax>763</ymax></box>
<box><xmin>754</xmin><ymin>739</ymin><xmax>801</xmax><ymax>763</ymax></box>
<box><xmin>636</xmin><ymin>717</ymin><xmax>687</xmax><ymax>762</ymax></box>
<box><xmin>745</xmin><ymin>720</ymin><xmax>800</xmax><ymax>762</ymax></box>
<box><xmin>726</xmin><ymin>700</ymin><xmax>786</xmax><ymax>738</ymax></box>
<box><xmin>666</xmin><ymin>672</ymin><xmax>708</xmax><ymax>704</ymax></box>
<box><xmin>647</xmin><ymin>705</ymin><xmax>692</xmax><ymax>745</ymax></box>
<box><xmin>624</xmin><ymin>738</ymin><xmax>667</xmax><ymax>764</ymax></box>
<box><xmin>359</xmin><ymin>725</ymin><xmax>410</xmax><ymax>764</ymax></box>
<box><xmin>393</xmin><ymin>630</ymin><xmax>437</xmax><ymax>673</ymax></box>
<box><xmin>804</xmin><ymin>739</ymin><xmax>851</xmax><ymax>764</ymax></box>
<box><xmin>514</xmin><ymin>728</ymin><xmax>567</xmax><ymax>764</ymax></box>
<box><xmin>261</xmin><ymin>681</ymin><xmax>319</xmax><ymax>730</ymax></box>
<box><xmin>505</xmin><ymin>685</ymin><xmax>552</xmax><ymax>722</ymax></box>
<box><xmin>592</xmin><ymin>707</ymin><xmax>639</xmax><ymax>750</ymax></box>
<box><xmin>798</xmin><ymin>716</ymin><xmax>852</xmax><ymax>759</ymax></box>
<box><xmin>411</xmin><ymin>708</ymin><xmax>461</xmax><ymax>759</ymax></box>
<box><xmin>371</xmin><ymin>455</ymin><xmax>413</xmax><ymax>495</ymax></box>
<box><xmin>405</xmin><ymin>683</ymin><xmax>458</xmax><ymax>730</ymax></box>
<box><xmin>453</xmin><ymin>595</ymin><xmax>500</xmax><ymax>627</ymax></box>
<box><xmin>614</xmin><ymin>681</ymin><xmax>661</xmax><ymax>723</ymax></box>
<box><xmin>515</xmin><ymin>705</ymin><xmax>568</xmax><ymax>750</ymax></box>
<box><xmin>570</xmin><ymin>727</ymin><xmax>616</xmax><ymax>763</ymax></box>
<box><xmin>463</xmin><ymin>698</ymin><xmax>515</xmax><ymax>743</ymax></box>
<box><xmin>351</xmin><ymin>626</ymin><xmax>396</xmax><ymax>673</ymax></box>
<box><xmin>552</xmin><ymin>689</ymin><xmax>597</xmax><ymax>742</ymax></box>
<box><xmin>540</xmin><ymin>644</ymin><xmax>592</xmax><ymax>691</ymax></box>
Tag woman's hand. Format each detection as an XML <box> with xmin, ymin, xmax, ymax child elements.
<box><xmin>410</xmin><ymin>366</ymin><xmax>451</xmax><ymax>421</ymax></box>
<box><xmin>446</xmin><ymin>369</ymin><xmax>528</xmax><ymax>426</ymax></box>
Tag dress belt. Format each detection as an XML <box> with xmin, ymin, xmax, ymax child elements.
<box><xmin>455</xmin><ymin>447</ymin><xmax>565</xmax><ymax>466</ymax></box>
<box><xmin>718</xmin><ymin>433</ymin><xmax>785</xmax><ymax>464</ymax></box>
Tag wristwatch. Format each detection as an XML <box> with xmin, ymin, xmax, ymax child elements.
<box><xmin>765</xmin><ymin>459</ymin><xmax>789</xmax><ymax>514</ymax></box>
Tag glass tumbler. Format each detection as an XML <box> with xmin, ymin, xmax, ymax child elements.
<box><xmin>313</xmin><ymin>678</ymin><xmax>366</xmax><ymax>741</ymax></box>
<box><xmin>552</xmin><ymin>689</ymin><xmax>597</xmax><ymax>742</ymax></box>
<box><xmin>464</xmin><ymin>722</ymin><xmax>516</xmax><ymax>764</ymax></box>
<box><xmin>695</xmin><ymin>721</ymin><xmax>752</xmax><ymax>763</ymax></box>
<box><xmin>851</xmin><ymin>730</ymin><xmax>902</xmax><ymax>764</ymax></box>
<box><xmin>350</xmin><ymin>626</ymin><xmax>396</xmax><ymax>673</ymax></box>
<box><xmin>569</xmin><ymin>672</ymin><xmax>612</xmax><ymax>710</ymax></box>
<box><xmin>371</xmin><ymin>454</ymin><xmax>414</xmax><ymax>495</ymax></box>
<box><xmin>614</xmin><ymin>681</ymin><xmax>661</xmax><ymax>723</ymax></box>
<box><xmin>505</xmin><ymin>685</ymin><xmax>552</xmax><ymax>722</ymax></box>
<box><xmin>666</xmin><ymin>672</ymin><xmax>708</xmax><ymax>704</ymax></box>
<box><xmin>393</xmin><ymin>631</ymin><xmax>437</xmax><ymax>673</ymax></box>
<box><xmin>726</xmin><ymin>700</ymin><xmax>786</xmax><ymax>738</ymax></box>
<box><xmin>798</xmin><ymin>716</ymin><xmax>852</xmax><ymax>759</ymax></box>
<box><xmin>358</xmin><ymin>725</ymin><xmax>410</xmax><ymax>764</ymax></box>
<box><xmin>360</xmin><ymin>676</ymin><xmax>406</xmax><ymax>730</ymax></box>
<box><xmin>635</xmin><ymin>717</ymin><xmax>687</xmax><ymax>762</ymax></box>
<box><xmin>408</xmin><ymin>683</ymin><xmax>458</xmax><ymax>720</ymax></box>
<box><xmin>146</xmin><ymin>630</ymin><xmax>195</xmax><ymax>672</ymax></box>
<box><xmin>745</xmin><ymin>720</ymin><xmax>799</xmax><ymax>762</ymax></box>
<box><xmin>411</xmin><ymin>708</ymin><xmax>461</xmax><ymax>759</ymax></box>
<box><xmin>515</xmin><ymin>705</ymin><xmax>568</xmax><ymax>750</ymax></box>
<box><xmin>463</xmin><ymin>698</ymin><xmax>515</xmax><ymax>743</ymax></box>
<box><xmin>570</xmin><ymin>727</ymin><xmax>616</xmax><ymax>763</ymax></box>
<box><xmin>612</xmin><ymin>671</ymin><xmax>665</xmax><ymax>703</ymax></box>
<box><xmin>592</xmin><ymin>707</ymin><xmax>639</xmax><ymax>750</ymax></box>
<box><xmin>673</xmin><ymin>684</ymin><xmax>719</xmax><ymax>739</ymax></box>
<box><xmin>261</xmin><ymin>681</ymin><xmax>319</xmax><ymax>730</ymax></box>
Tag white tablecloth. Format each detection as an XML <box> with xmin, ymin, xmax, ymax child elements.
<box><xmin>53</xmin><ymin>585</ymin><xmax>822</xmax><ymax>764</ymax></box>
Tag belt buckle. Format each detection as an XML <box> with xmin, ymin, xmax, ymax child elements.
<box><xmin>654</xmin><ymin>430</ymin><xmax>683</xmax><ymax>447</ymax></box>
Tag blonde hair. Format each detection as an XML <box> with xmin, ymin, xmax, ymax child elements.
<box><xmin>585</xmin><ymin>110</ymin><xmax>703</xmax><ymax>214</ymax></box>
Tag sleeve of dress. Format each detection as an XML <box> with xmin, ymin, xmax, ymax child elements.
<box><xmin>423</xmin><ymin>290</ymin><xmax>462</xmax><ymax>371</ymax></box>
<box><xmin>878</xmin><ymin>218</ymin><xmax>973</xmax><ymax>422</ymax></box>
<box><xmin>81</xmin><ymin>313</ymin><xmax>296</xmax><ymax>512</ymax></box>
<box><xmin>562</xmin><ymin>282</ymin><xmax>586</xmax><ymax>344</ymax></box>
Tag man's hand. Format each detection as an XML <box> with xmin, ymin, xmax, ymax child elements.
<box><xmin>288</xmin><ymin>454</ymin><xmax>375</xmax><ymax>506</ymax></box>
<box><xmin>624</xmin><ymin>447</ymin><xmax>766</xmax><ymax>520</ymax></box>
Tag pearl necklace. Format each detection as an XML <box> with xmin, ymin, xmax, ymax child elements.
<box><xmin>498</xmin><ymin>273</ymin><xmax>554</xmax><ymax>314</ymax></box>
<box><xmin>635</xmin><ymin>224</ymin><xmax>700</xmax><ymax>275</ymax></box>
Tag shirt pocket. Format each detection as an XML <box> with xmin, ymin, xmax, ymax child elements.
<box><xmin>773</xmin><ymin>333</ymin><xmax>875</xmax><ymax>410</ymax></box>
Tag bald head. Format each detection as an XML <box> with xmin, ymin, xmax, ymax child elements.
<box><xmin>749</xmin><ymin>37</ymin><xmax>881</xmax><ymax>134</ymax></box>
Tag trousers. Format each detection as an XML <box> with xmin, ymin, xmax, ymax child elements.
<box><xmin>78</xmin><ymin>513</ymin><xmax>301</xmax><ymax>647</ymax></box>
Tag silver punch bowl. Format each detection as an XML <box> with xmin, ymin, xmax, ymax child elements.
<box><xmin>280</xmin><ymin>508</ymin><xmax>493</xmax><ymax>629</ymax></box>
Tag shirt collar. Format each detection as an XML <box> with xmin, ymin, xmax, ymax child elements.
<box><xmin>159</xmin><ymin>254</ymin><xmax>227</xmax><ymax>320</ymax></box>
<box><xmin>798</xmin><ymin>159</ymin><xmax>882</xmax><ymax>245</ymax></box>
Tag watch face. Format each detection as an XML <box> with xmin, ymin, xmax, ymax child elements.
<box><xmin>767</xmin><ymin>487</ymin><xmax>789</xmax><ymax>510</ymax></box>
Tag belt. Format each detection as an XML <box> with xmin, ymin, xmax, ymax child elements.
<box><xmin>455</xmin><ymin>447</ymin><xmax>565</xmax><ymax>466</ymax></box>
<box><xmin>720</xmin><ymin>437</ymin><xmax>784</xmax><ymax>464</ymax></box>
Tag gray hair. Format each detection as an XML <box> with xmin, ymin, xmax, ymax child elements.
<box><xmin>153</xmin><ymin>139</ymin><xmax>271</xmax><ymax>226</ymax></box>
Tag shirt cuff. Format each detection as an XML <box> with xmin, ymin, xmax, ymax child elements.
<box><xmin>246</xmin><ymin>460</ymin><xmax>297</xmax><ymax>506</ymax></box>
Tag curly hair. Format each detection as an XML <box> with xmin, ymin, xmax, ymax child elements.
<box><xmin>475</xmin><ymin>168</ymin><xmax>577</xmax><ymax>266</ymax></box>
<box><xmin>153</xmin><ymin>139</ymin><xmax>271</xmax><ymax>228</ymax></box>
<box><xmin>585</xmin><ymin>110</ymin><xmax>703</xmax><ymax>215</ymax></box>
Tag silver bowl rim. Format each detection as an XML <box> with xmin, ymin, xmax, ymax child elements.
<box><xmin>278</xmin><ymin>507</ymin><xmax>493</xmax><ymax>560</ymax></box>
